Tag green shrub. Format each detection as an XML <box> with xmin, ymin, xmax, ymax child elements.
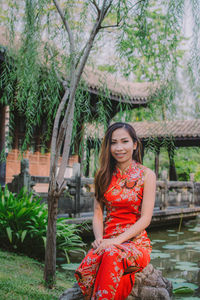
<box><xmin>0</xmin><ymin>185</ymin><xmax>86</xmax><ymax>261</ymax></box>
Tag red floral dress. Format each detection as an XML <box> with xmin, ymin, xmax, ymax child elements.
<box><xmin>75</xmin><ymin>162</ymin><xmax>152</xmax><ymax>300</ymax></box>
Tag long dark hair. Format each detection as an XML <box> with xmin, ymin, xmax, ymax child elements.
<box><xmin>94</xmin><ymin>122</ymin><xmax>142</xmax><ymax>202</ymax></box>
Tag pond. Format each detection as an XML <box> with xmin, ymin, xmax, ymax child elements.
<box><xmin>148</xmin><ymin>216</ymin><xmax>200</xmax><ymax>299</ymax></box>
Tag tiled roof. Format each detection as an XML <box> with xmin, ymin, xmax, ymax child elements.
<box><xmin>131</xmin><ymin>120</ymin><xmax>200</xmax><ymax>139</ymax></box>
<box><xmin>86</xmin><ymin>119</ymin><xmax>200</xmax><ymax>141</ymax></box>
<box><xmin>0</xmin><ymin>28</ymin><xmax>158</xmax><ymax>104</ymax></box>
<box><xmin>83</xmin><ymin>67</ymin><xmax>158</xmax><ymax>103</ymax></box>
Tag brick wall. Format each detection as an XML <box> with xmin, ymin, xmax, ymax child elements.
<box><xmin>6</xmin><ymin>149</ymin><xmax>79</xmax><ymax>184</ymax></box>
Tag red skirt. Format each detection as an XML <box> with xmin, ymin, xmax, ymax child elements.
<box><xmin>75</xmin><ymin>231</ymin><xmax>151</xmax><ymax>300</ymax></box>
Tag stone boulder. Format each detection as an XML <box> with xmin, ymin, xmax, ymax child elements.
<box><xmin>59</xmin><ymin>264</ymin><xmax>173</xmax><ymax>300</ymax></box>
<box><xmin>127</xmin><ymin>264</ymin><xmax>173</xmax><ymax>300</ymax></box>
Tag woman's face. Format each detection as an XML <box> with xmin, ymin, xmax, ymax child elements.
<box><xmin>110</xmin><ymin>128</ymin><xmax>137</xmax><ymax>168</ymax></box>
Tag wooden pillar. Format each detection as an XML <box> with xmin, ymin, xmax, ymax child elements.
<box><xmin>85</xmin><ymin>139</ymin><xmax>91</xmax><ymax>177</ymax></box>
<box><xmin>154</xmin><ymin>149</ymin><xmax>160</xmax><ymax>179</ymax></box>
<box><xmin>168</xmin><ymin>144</ymin><xmax>177</xmax><ymax>181</ymax></box>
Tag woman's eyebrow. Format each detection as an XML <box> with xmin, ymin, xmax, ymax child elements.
<box><xmin>111</xmin><ymin>137</ymin><xmax>130</xmax><ymax>141</ymax></box>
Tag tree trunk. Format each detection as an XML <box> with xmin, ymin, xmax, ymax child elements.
<box><xmin>44</xmin><ymin>192</ymin><xmax>59</xmax><ymax>287</ymax></box>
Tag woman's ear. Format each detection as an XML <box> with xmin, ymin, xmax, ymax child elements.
<box><xmin>133</xmin><ymin>141</ymin><xmax>137</xmax><ymax>150</ymax></box>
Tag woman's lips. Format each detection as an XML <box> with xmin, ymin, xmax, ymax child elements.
<box><xmin>115</xmin><ymin>153</ymin><xmax>126</xmax><ymax>157</ymax></box>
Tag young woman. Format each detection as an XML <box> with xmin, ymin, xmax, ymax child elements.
<box><xmin>75</xmin><ymin>122</ymin><xmax>156</xmax><ymax>300</ymax></box>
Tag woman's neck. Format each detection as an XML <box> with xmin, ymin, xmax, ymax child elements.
<box><xmin>116</xmin><ymin>160</ymin><xmax>134</xmax><ymax>173</ymax></box>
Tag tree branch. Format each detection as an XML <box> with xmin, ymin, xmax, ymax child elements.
<box><xmin>52</xmin><ymin>0</ymin><xmax>76</xmax><ymax>83</ymax></box>
<box><xmin>49</xmin><ymin>88</ymin><xmax>69</xmax><ymax>191</ymax></box>
<box><xmin>76</xmin><ymin>0</ymin><xmax>113</xmax><ymax>82</ymax></box>
<box><xmin>89</xmin><ymin>0</ymin><xmax>101</xmax><ymax>16</ymax></box>
<box><xmin>56</xmin><ymin>104</ymin><xmax>75</xmax><ymax>186</ymax></box>
<box><xmin>99</xmin><ymin>21</ymin><xmax>122</xmax><ymax>30</ymax></box>
<box><xmin>52</xmin><ymin>0</ymin><xmax>75</xmax><ymax>55</ymax></box>
<box><xmin>130</xmin><ymin>0</ymin><xmax>146</xmax><ymax>11</ymax></box>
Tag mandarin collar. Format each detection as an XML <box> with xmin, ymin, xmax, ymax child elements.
<box><xmin>114</xmin><ymin>161</ymin><xmax>138</xmax><ymax>178</ymax></box>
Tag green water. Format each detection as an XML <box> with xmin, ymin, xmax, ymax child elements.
<box><xmin>148</xmin><ymin>216</ymin><xmax>200</xmax><ymax>299</ymax></box>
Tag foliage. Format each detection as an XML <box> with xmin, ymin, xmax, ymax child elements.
<box><xmin>98</xmin><ymin>64</ymin><xmax>117</xmax><ymax>74</ymax></box>
<box><xmin>143</xmin><ymin>147</ymin><xmax>200</xmax><ymax>181</ymax></box>
<box><xmin>116</xmin><ymin>0</ymin><xmax>185</xmax><ymax>122</ymax></box>
<box><xmin>56</xmin><ymin>220</ymin><xmax>86</xmax><ymax>264</ymax></box>
<box><xmin>0</xmin><ymin>248</ymin><xmax>73</xmax><ymax>300</ymax></box>
<box><xmin>117</xmin><ymin>1</ymin><xmax>184</xmax><ymax>81</ymax></box>
<box><xmin>0</xmin><ymin>186</ymin><xmax>86</xmax><ymax>261</ymax></box>
<box><xmin>174</xmin><ymin>147</ymin><xmax>200</xmax><ymax>181</ymax></box>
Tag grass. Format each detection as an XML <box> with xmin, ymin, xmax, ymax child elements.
<box><xmin>0</xmin><ymin>248</ymin><xmax>76</xmax><ymax>300</ymax></box>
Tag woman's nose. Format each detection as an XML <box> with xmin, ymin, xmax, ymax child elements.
<box><xmin>115</xmin><ymin>144</ymin><xmax>123</xmax><ymax>150</ymax></box>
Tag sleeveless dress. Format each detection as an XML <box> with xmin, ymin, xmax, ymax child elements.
<box><xmin>75</xmin><ymin>162</ymin><xmax>152</xmax><ymax>300</ymax></box>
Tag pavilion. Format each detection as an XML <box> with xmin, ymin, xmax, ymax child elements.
<box><xmin>85</xmin><ymin>119</ymin><xmax>200</xmax><ymax>180</ymax></box>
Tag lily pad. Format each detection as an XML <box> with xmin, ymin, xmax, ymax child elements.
<box><xmin>193</xmin><ymin>247</ymin><xmax>200</xmax><ymax>252</ymax></box>
<box><xmin>150</xmin><ymin>252</ymin><xmax>171</xmax><ymax>259</ymax></box>
<box><xmin>188</xmin><ymin>227</ymin><xmax>200</xmax><ymax>232</ymax></box>
<box><xmin>167</xmin><ymin>277</ymin><xmax>187</xmax><ymax>283</ymax></box>
<box><xmin>61</xmin><ymin>263</ymin><xmax>80</xmax><ymax>271</ymax></box>
<box><xmin>168</xmin><ymin>234</ymin><xmax>178</xmax><ymax>237</ymax></box>
<box><xmin>151</xmin><ymin>249</ymin><xmax>162</xmax><ymax>253</ymax></box>
<box><xmin>177</xmin><ymin>297</ymin><xmax>200</xmax><ymax>300</ymax></box>
<box><xmin>152</xmin><ymin>239</ymin><xmax>166</xmax><ymax>243</ymax></box>
<box><xmin>173</xmin><ymin>286</ymin><xmax>194</xmax><ymax>295</ymax></box>
<box><xmin>176</xmin><ymin>261</ymin><xmax>197</xmax><ymax>267</ymax></box>
<box><xmin>175</xmin><ymin>265</ymin><xmax>199</xmax><ymax>271</ymax></box>
<box><xmin>162</xmin><ymin>244</ymin><xmax>186</xmax><ymax>250</ymax></box>
<box><xmin>173</xmin><ymin>282</ymin><xmax>198</xmax><ymax>295</ymax></box>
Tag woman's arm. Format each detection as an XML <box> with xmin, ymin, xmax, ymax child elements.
<box><xmin>94</xmin><ymin>168</ymin><xmax>156</xmax><ymax>254</ymax></box>
<box><xmin>92</xmin><ymin>198</ymin><xmax>104</xmax><ymax>249</ymax></box>
<box><xmin>116</xmin><ymin>168</ymin><xmax>156</xmax><ymax>243</ymax></box>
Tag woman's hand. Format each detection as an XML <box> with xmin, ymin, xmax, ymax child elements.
<box><xmin>91</xmin><ymin>238</ymin><xmax>103</xmax><ymax>249</ymax></box>
<box><xmin>93</xmin><ymin>237</ymin><xmax>121</xmax><ymax>254</ymax></box>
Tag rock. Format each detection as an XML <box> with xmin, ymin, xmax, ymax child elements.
<box><xmin>59</xmin><ymin>264</ymin><xmax>173</xmax><ymax>300</ymax></box>
<box><xmin>59</xmin><ymin>283</ymin><xmax>83</xmax><ymax>300</ymax></box>
<box><xmin>127</xmin><ymin>264</ymin><xmax>173</xmax><ymax>300</ymax></box>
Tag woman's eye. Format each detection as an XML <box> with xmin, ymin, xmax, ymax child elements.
<box><xmin>111</xmin><ymin>141</ymin><xmax>116</xmax><ymax>144</ymax></box>
<box><xmin>123</xmin><ymin>140</ymin><xmax>129</xmax><ymax>143</ymax></box>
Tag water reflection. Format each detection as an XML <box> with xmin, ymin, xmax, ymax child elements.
<box><xmin>148</xmin><ymin>216</ymin><xmax>200</xmax><ymax>299</ymax></box>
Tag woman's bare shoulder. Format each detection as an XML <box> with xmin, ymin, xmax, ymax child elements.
<box><xmin>144</xmin><ymin>167</ymin><xmax>156</xmax><ymax>182</ymax></box>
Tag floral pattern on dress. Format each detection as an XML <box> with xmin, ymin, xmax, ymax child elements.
<box><xmin>75</xmin><ymin>161</ymin><xmax>152</xmax><ymax>300</ymax></box>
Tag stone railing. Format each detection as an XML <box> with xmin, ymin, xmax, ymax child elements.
<box><xmin>6</xmin><ymin>160</ymin><xmax>200</xmax><ymax>217</ymax></box>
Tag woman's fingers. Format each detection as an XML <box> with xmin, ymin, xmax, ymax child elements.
<box><xmin>92</xmin><ymin>238</ymin><xmax>103</xmax><ymax>249</ymax></box>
